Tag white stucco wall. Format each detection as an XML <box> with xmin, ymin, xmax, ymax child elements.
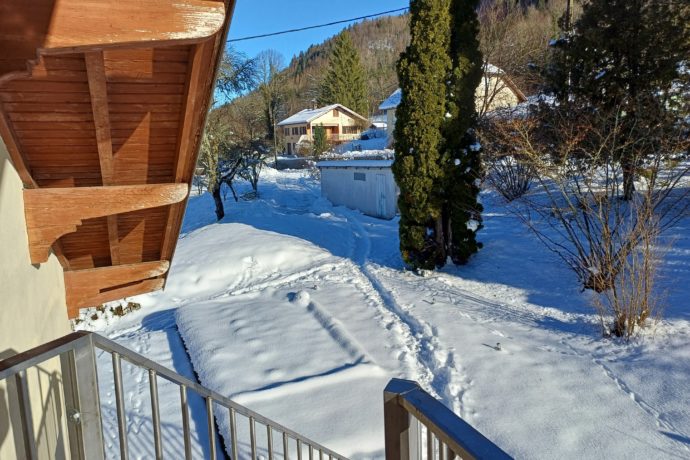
<box><xmin>0</xmin><ymin>136</ymin><xmax>71</xmax><ymax>459</ymax></box>
<box><xmin>319</xmin><ymin>166</ymin><xmax>399</xmax><ymax>219</ymax></box>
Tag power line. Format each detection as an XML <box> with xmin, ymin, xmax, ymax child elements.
<box><xmin>227</xmin><ymin>7</ymin><xmax>409</xmax><ymax>43</ymax></box>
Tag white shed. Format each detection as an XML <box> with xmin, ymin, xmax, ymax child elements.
<box><xmin>317</xmin><ymin>160</ymin><xmax>399</xmax><ymax>219</ymax></box>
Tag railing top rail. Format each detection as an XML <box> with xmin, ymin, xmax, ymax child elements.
<box><xmin>384</xmin><ymin>379</ymin><xmax>512</xmax><ymax>460</ymax></box>
<box><xmin>0</xmin><ymin>331</ymin><xmax>347</xmax><ymax>459</ymax></box>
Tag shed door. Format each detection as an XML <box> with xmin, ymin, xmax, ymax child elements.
<box><xmin>376</xmin><ymin>174</ymin><xmax>387</xmax><ymax>217</ymax></box>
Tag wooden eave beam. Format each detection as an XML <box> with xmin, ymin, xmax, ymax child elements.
<box><xmin>65</xmin><ymin>261</ymin><xmax>169</xmax><ymax>316</ymax></box>
<box><xmin>85</xmin><ymin>51</ymin><xmax>120</xmax><ymax>265</ymax></box>
<box><xmin>24</xmin><ymin>184</ymin><xmax>188</xmax><ymax>264</ymax></box>
<box><xmin>160</xmin><ymin>38</ymin><xmax>217</xmax><ymax>264</ymax></box>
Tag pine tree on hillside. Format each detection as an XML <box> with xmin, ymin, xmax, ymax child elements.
<box><xmin>442</xmin><ymin>0</ymin><xmax>484</xmax><ymax>264</ymax></box>
<box><xmin>318</xmin><ymin>31</ymin><xmax>370</xmax><ymax>116</ymax></box>
<box><xmin>548</xmin><ymin>0</ymin><xmax>690</xmax><ymax>200</ymax></box>
<box><xmin>392</xmin><ymin>0</ymin><xmax>452</xmax><ymax>270</ymax></box>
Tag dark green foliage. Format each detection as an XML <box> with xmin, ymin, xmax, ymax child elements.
<box><xmin>312</xmin><ymin>125</ymin><xmax>328</xmax><ymax>159</ymax></box>
<box><xmin>393</xmin><ymin>0</ymin><xmax>452</xmax><ymax>270</ymax></box>
<box><xmin>547</xmin><ymin>0</ymin><xmax>690</xmax><ymax>199</ymax></box>
<box><xmin>442</xmin><ymin>0</ymin><xmax>485</xmax><ymax>264</ymax></box>
<box><xmin>318</xmin><ymin>31</ymin><xmax>370</xmax><ymax>116</ymax></box>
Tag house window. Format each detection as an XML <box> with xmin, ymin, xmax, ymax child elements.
<box><xmin>343</xmin><ymin>126</ymin><xmax>360</xmax><ymax>135</ymax></box>
<box><xmin>292</xmin><ymin>127</ymin><xmax>299</xmax><ymax>135</ymax></box>
<box><xmin>284</xmin><ymin>128</ymin><xmax>289</xmax><ymax>136</ymax></box>
<box><xmin>354</xmin><ymin>172</ymin><xmax>366</xmax><ymax>181</ymax></box>
<box><xmin>300</xmin><ymin>126</ymin><xmax>307</xmax><ymax>135</ymax></box>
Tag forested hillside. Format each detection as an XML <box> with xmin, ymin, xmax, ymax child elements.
<box><xmin>280</xmin><ymin>14</ymin><xmax>410</xmax><ymax>117</ymax></box>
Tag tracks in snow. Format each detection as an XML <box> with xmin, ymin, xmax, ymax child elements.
<box><xmin>338</xmin><ymin>209</ymin><xmax>474</xmax><ymax>418</ymax></box>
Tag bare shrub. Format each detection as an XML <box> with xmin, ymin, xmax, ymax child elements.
<box><xmin>593</xmin><ymin>220</ymin><xmax>665</xmax><ymax>339</ymax></box>
<box><xmin>486</xmin><ymin>107</ymin><xmax>689</xmax><ymax>337</ymax></box>
<box><xmin>483</xmin><ymin>147</ymin><xmax>535</xmax><ymax>201</ymax></box>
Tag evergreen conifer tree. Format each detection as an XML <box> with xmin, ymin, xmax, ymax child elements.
<box><xmin>548</xmin><ymin>0</ymin><xmax>690</xmax><ymax>200</ymax></box>
<box><xmin>392</xmin><ymin>0</ymin><xmax>452</xmax><ymax>270</ymax></box>
<box><xmin>318</xmin><ymin>31</ymin><xmax>370</xmax><ymax>116</ymax></box>
<box><xmin>442</xmin><ymin>0</ymin><xmax>484</xmax><ymax>264</ymax></box>
<box><xmin>312</xmin><ymin>125</ymin><xmax>328</xmax><ymax>159</ymax></box>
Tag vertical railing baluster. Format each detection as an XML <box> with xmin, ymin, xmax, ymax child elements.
<box><xmin>319</xmin><ymin>448</ymin><xmax>323</xmax><ymax>460</ymax></box>
<box><xmin>267</xmin><ymin>425</ymin><xmax>274</xmax><ymax>460</ymax></box>
<box><xmin>445</xmin><ymin>444</ymin><xmax>455</xmax><ymax>460</ymax></box>
<box><xmin>426</xmin><ymin>425</ymin><xmax>433</xmax><ymax>460</ymax></box>
<box><xmin>112</xmin><ymin>353</ymin><xmax>129</xmax><ymax>460</ymax></box>
<box><xmin>297</xmin><ymin>439</ymin><xmax>303</xmax><ymax>460</ymax></box>
<box><xmin>309</xmin><ymin>444</ymin><xmax>314</xmax><ymax>460</ymax></box>
<box><xmin>148</xmin><ymin>370</ymin><xmax>163</xmax><ymax>460</ymax></box>
<box><xmin>249</xmin><ymin>416</ymin><xmax>257</xmax><ymax>459</ymax></box>
<box><xmin>180</xmin><ymin>385</ymin><xmax>192</xmax><ymax>460</ymax></box>
<box><xmin>283</xmin><ymin>432</ymin><xmax>289</xmax><ymax>460</ymax></box>
<box><xmin>14</xmin><ymin>370</ymin><xmax>38</xmax><ymax>460</ymax></box>
<box><xmin>206</xmin><ymin>396</ymin><xmax>217</xmax><ymax>460</ymax></box>
<box><xmin>229</xmin><ymin>407</ymin><xmax>238</xmax><ymax>459</ymax></box>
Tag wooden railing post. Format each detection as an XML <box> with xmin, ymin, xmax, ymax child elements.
<box><xmin>384</xmin><ymin>379</ymin><xmax>420</xmax><ymax>460</ymax></box>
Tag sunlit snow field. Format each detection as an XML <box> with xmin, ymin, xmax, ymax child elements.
<box><xmin>79</xmin><ymin>165</ymin><xmax>690</xmax><ymax>459</ymax></box>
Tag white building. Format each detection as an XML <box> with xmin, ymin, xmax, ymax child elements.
<box><xmin>378</xmin><ymin>63</ymin><xmax>527</xmax><ymax>139</ymax></box>
<box><xmin>317</xmin><ymin>160</ymin><xmax>399</xmax><ymax>220</ymax></box>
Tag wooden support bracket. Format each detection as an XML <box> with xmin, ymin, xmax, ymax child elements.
<box><xmin>65</xmin><ymin>261</ymin><xmax>169</xmax><ymax>316</ymax></box>
<box><xmin>24</xmin><ymin>183</ymin><xmax>188</xmax><ymax>264</ymax></box>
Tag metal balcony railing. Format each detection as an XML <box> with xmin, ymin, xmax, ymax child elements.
<box><xmin>0</xmin><ymin>331</ymin><xmax>346</xmax><ymax>460</ymax></box>
<box><xmin>0</xmin><ymin>333</ymin><xmax>509</xmax><ymax>460</ymax></box>
<box><xmin>383</xmin><ymin>379</ymin><xmax>511</xmax><ymax>460</ymax></box>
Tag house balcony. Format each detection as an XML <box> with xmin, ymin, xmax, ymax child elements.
<box><xmin>0</xmin><ymin>331</ymin><xmax>510</xmax><ymax>459</ymax></box>
<box><xmin>328</xmin><ymin>134</ymin><xmax>360</xmax><ymax>143</ymax></box>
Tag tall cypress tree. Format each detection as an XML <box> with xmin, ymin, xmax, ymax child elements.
<box><xmin>392</xmin><ymin>0</ymin><xmax>452</xmax><ymax>270</ymax></box>
<box><xmin>442</xmin><ymin>0</ymin><xmax>484</xmax><ymax>264</ymax></box>
<box><xmin>318</xmin><ymin>31</ymin><xmax>369</xmax><ymax>116</ymax></box>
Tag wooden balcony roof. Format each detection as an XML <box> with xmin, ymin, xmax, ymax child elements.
<box><xmin>0</xmin><ymin>0</ymin><xmax>234</xmax><ymax>318</ymax></box>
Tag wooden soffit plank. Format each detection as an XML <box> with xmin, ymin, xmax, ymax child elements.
<box><xmin>24</xmin><ymin>184</ymin><xmax>188</xmax><ymax>264</ymax></box>
<box><xmin>65</xmin><ymin>261</ymin><xmax>169</xmax><ymax>313</ymax></box>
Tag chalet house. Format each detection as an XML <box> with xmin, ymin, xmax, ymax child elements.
<box><xmin>278</xmin><ymin>104</ymin><xmax>368</xmax><ymax>155</ymax></box>
<box><xmin>0</xmin><ymin>2</ymin><xmax>509</xmax><ymax>458</ymax></box>
<box><xmin>379</xmin><ymin>63</ymin><xmax>528</xmax><ymax>139</ymax></box>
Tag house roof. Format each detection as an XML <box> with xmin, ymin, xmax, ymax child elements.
<box><xmin>317</xmin><ymin>160</ymin><xmax>393</xmax><ymax>169</ymax></box>
<box><xmin>0</xmin><ymin>0</ymin><xmax>234</xmax><ymax>318</ymax></box>
<box><xmin>378</xmin><ymin>89</ymin><xmax>401</xmax><ymax>111</ymax></box>
<box><xmin>278</xmin><ymin>104</ymin><xmax>368</xmax><ymax>126</ymax></box>
<box><xmin>378</xmin><ymin>63</ymin><xmax>527</xmax><ymax>111</ymax></box>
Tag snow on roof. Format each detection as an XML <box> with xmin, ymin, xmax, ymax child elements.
<box><xmin>378</xmin><ymin>89</ymin><xmax>401</xmax><ymax>111</ymax></box>
<box><xmin>377</xmin><ymin>64</ymin><xmax>510</xmax><ymax>111</ymax></box>
<box><xmin>317</xmin><ymin>160</ymin><xmax>393</xmax><ymax>169</ymax></box>
<box><xmin>278</xmin><ymin>104</ymin><xmax>367</xmax><ymax>126</ymax></box>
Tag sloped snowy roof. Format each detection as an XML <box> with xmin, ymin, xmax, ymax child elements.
<box><xmin>378</xmin><ymin>89</ymin><xmax>402</xmax><ymax>111</ymax></box>
<box><xmin>377</xmin><ymin>63</ymin><xmax>517</xmax><ymax>112</ymax></box>
<box><xmin>278</xmin><ymin>104</ymin><xmax>367</xmax><ymax>126</ymax></box>
<box><xmin>317</xmin><ymin>160</ymin><xmax>393</xmax><ymax>169</ymax></box>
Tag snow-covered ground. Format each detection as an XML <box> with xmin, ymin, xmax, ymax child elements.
<box><xmin>80</xmin><ymin>166</ymin><xmax>690</xmax><ymax>459</ymax></box>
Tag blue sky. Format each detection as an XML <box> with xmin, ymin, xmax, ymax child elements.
<box><xmin>227</xmin><ymin>1</ymin><xmax>408</xmax><ymax>65</ymax></box>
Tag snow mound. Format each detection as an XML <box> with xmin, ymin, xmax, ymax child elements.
<box><xmin>289</xmin><ymin>290</ymin><xmax>311</xmax><ymax>307</ymax></box>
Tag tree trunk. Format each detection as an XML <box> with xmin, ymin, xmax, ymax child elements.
<box><xmin>212</xmin><ymin>185</ymin><xmax>225</xmax><ymax>221</ymax></box>
<box><xmin>621</xmin><ymin>153</ymin><xmax>636</xmax><ymax>201</ymax></box>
